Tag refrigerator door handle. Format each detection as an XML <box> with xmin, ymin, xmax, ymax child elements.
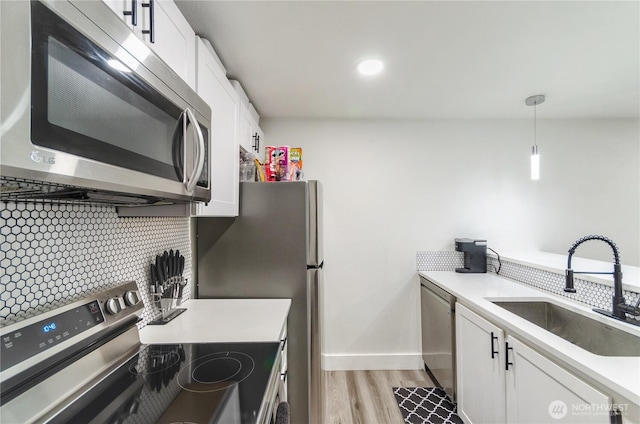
<box><xmin>307</xmin><ymin>261</ymin><xmax>324</xmax><ymax>270</ymax></box>
<box><xmin>307</xmin><ymin>181</ymin><xmax>324</xmax><ymax>267</ymax></box>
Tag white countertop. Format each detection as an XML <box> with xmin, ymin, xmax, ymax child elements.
<box><xmin>139</xmin><ymin>299</ymin><xmax>291</xmax><ymax>344</ymax></box>
<box><xmin>419</xmin><ymin>271</ymin><xmax>640</xmax><ymax>406</ymax></box>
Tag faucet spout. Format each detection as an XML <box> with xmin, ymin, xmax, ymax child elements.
<box><xmin>566</xmin><ymin>234</ymin><xmax>621</xmax><ymax>269</ymax></box>
<box><xmin>564</xmin><ymin>235</ymin><xmax>627</xmax><ymax>322</ymax></box>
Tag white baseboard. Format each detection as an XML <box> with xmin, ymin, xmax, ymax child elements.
<box><xmin>322</xmin><ymin>352</ymin><xmax>424</xmax><ymax>371</ymax></box>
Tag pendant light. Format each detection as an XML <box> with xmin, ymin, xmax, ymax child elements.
<box><xmin>526</xmin><ymin>94</ymin><xmax>545</xmax><ymax>180</ymax></box>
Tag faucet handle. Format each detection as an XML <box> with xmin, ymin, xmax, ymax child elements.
<box><xmin>617</xmin><ymin>303</ymin><xmax>640</xmax><ymax>317</ymax></box>
<box><xmin>616</xmin><ymin>295</ymin><xmax>640</xmax><ymax>317</ymax></box>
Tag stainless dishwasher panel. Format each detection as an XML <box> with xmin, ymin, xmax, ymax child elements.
<box><xmin>420</xmin><ymin>277</ymin><xmax>456</xmax><ymax>401</ymax></box>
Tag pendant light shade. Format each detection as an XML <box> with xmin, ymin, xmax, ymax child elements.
<box><xmin>526</xmin><ymin>95</ymin><xmax>545</xmax><ymax>180</ymax></box>
<box><xmin>530</xmin><ymin>145</ymin><xmax>540</xmax><ymax>180</ymax></box>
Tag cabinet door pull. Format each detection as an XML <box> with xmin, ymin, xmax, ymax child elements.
<box><xmin>610</xmin><ymin>408</ymin><xmax>623</xmax><ymax>424</ymax></box>
<box><xmin>141</xmin><ymin>0</ymin><xmax>155</xmax><ymax>43</ymax></box>
<box><xmin>490</xmin><ymin>332</ymin><xmax>499</xmax><ymax>359</ymax></box>
<box><xmin>505</xmin><ymin>342</ymin><xmax>514</xmax><ymax>370</ymax></box>
<box><xmin>123</xmin><ymin>0</ymin><xmax>137</xmax><ymax>26</ymax></box>
<box><xmin>252</xmin><ymin>133</ymin><xmax>260</xmax><ymax>152</ymax></box>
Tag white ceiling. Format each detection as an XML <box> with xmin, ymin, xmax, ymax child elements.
<box><xmin>175</xmin><ymin>1</ymin><xmax>639</xmax><ymax>120</ymax></box>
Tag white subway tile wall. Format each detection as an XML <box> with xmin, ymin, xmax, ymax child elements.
<box><xmin>418</xmin><ymin>251</ymin><xmax>640</xmax><ymax>322</ymax></box>
<box><xmin>0</xmin><ymin>201</ymin><xmax>191</xmax><ymax>327</ymax></box>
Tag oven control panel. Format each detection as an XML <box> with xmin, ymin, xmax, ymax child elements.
<box><xmin>1</xmin><ymin>301</ymin><xmax>105</xmax><ymax>370</ymax></box>
<box><xmin>0</xmin><ymin>281</ymin><xmax>142</xmax><ymax>373</ymax></box>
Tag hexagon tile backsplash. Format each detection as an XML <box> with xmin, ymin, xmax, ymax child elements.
<box><xmin>416</xmin><ymin>251</ymin><xmax>640</xmax><ymax>319</ymax></box>
<box><xmin>0</xmin><ymin>201</ymin><xmax>192</xmax><ymax>327</ymax></box>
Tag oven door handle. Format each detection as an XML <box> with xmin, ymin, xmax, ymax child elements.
<box><xmin>184</xmin><ymin>107</ymin><xmax>205</xmax><ymax>193</ymax></box>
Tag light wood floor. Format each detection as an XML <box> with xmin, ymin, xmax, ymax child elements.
<box><xmin>322</xmin><ymin>369</ymin><xmax>434</xmax><ymax>424</ymax></box>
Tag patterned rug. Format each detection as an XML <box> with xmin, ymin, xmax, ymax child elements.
<box><xmin>393</xmin><ymin>387</ymin><xmax>463</xmax><ymax>424</ymax></box>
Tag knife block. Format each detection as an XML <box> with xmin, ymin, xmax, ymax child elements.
<box><xmin>148</xmin><ymin>276</ymin><xmax>187</xmax><ymax>325</ymax></box>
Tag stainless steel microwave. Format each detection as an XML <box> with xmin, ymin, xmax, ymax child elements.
<box><xmin>0</xmin><ymin>0</ymin><xmax>211</xmax><ymax>205</ymax></box>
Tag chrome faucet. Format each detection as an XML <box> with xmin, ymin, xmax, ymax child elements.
<box><xmin>565</xmin><ymin>235</ymin><xmax>640</xmax><ymax>325</ymax></box>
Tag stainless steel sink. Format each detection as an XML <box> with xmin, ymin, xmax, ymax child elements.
<box><xmin>491</xmin><ymin>301</ymin><xmax>640</xmax><ymax>357</ymax></box>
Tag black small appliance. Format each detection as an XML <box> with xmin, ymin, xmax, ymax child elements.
<box><xmin>455</xmin><ymin>238</ymin><xmax>487</xmax><ymax>273</ymax></box>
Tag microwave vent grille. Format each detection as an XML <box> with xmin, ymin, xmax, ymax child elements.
<box><xmin>0</xmin><ymin>177</ymin><xmax>169</xmax><ymax>207</ymax></box>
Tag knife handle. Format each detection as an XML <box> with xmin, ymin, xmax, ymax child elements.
<box><xmin>169</xmin><ymin>249</ymin><xmax>175</xmax><ymax>277</ymax></box>
<box><xmin>162</xmin><ymin>251</ymin><xmax>169</xmax><ymax>279</ymax></box>
<box><xmin>156</xmin><ymin>255</ymin><xmax>165</xmax><ymax>282</ymax></box>
<box><xmin>150</xmin><ymin>264</ymin><xmax>158</xmax><ymax>291</ymax></box>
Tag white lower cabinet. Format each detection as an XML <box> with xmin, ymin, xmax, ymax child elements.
<box><xmin>456</xmin><ymin>303</ymin><xmax>506</xmax><ymax>424</ymax></box>
<box><xmin>457</xmin><ymin>303</ymin><xmax>612</xmax><ymax>424</ymax></box>
<box><xmin>505</xmin><ymin>336</ymin><xmax>610</xmax><ymax>424</ymax></box>
<box><xmin>279</xmin><ymin>324</ymin><xmax>288</xmax><ymax>402</ymax></box>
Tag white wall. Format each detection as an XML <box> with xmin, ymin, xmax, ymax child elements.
<box><xmin>261</xmin><ymin>118</ymin><xmax>640</xmax><ymax>370</ymax></box>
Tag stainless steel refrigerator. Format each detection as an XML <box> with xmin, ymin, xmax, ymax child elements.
<box><xmin>195</xmin><ymin>181</ymin><xmax>323</xmax><ymax>424</ymax></box>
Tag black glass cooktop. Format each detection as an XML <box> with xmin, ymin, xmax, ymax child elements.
<box><xmin>51</xmin><ymin>342</ymin><xmax>280</xmax><ymax>424</ymax></box>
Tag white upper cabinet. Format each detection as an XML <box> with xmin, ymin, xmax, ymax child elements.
<box><xmin>249</xmin><ymin>103</ymin><xmax>265</xmax><ymax>163</ymax></box>
<box><xmin>237</xmin><ymin>101</ymin><xmax>253</xmax><ymax>155</ymax></box>
<box><xmin>102</xmin><ymin>0</ymin><xmax>195</xmax><ymax>88</ymax></box>
<box><xmin>194</xmin><ymin>37</ymin><xmax>239</xmax><ymax>217</ymax></box>
<box><xmin>102</xmin><ymin>0</ymin><xmax>135</xmax><ymax>27</ymax></box>
<box><xmin>231</xmin><ymin>81</ymin><xmax>265</xmax><ymax>163</ymax></box>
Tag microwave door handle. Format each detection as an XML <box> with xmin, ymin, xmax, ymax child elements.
<box><xmin>180</xmin><ymin>110</ymin><xmax>188</xmax><ymax>186</ymax></box>
<box><xmin>184</xmin><ymin>108</ymin><xmax>205</xmax><ymax>193</ymax></box>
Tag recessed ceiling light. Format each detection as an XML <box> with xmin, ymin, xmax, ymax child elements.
<box><xmin>357</xmin><ymin>59</ymin><xmax>384</xmax><ymax>76</ymax></box>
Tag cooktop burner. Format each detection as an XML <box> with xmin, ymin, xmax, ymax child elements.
<box><xmin>179</xmin><ymin>351</ymin><xmax>255</xmax><ymax>392</ymax></box>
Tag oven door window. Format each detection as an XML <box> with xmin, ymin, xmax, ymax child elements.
<box><xmin>30</xmin><ymin>1</ymin><xmax>195</xmax><ymax>183</ymax></box>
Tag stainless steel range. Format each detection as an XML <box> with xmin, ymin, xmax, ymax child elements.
<box><xmin>0</xmin><ymin>282</ymin><xmax>284</xmax><ymax>423</ymax></box>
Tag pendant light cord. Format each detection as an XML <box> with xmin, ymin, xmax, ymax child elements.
<box><xmin>534</xmin><ymin>102</ymin><xmax>537</xmax><ymax>148</ymax></box>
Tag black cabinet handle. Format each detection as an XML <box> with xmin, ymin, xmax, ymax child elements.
<box><xmin>610</xmin><ymin>408</ymin><xmax>623</xmax><ymax>424</ymax></box>
<box><xmin>505</xmin><ymin>342</ymin><xmax>514</xmax><ymax>370</ymax></box>
<box><xmin>252</xmin><ymin>133</ymin><xmax>260</xmax><ymax>152</ymax></box>
<box><xmin>123</xmin><ymin>0</ymin><xmax>137</xmax><ymax>26</ymax></box>
<box><xmin>490</xmin><ymin>332</ymin><xmax>498</xmax><ymax>359</ymax></box>
<box><xmin>142</xmin><ymin>0</ymin><xmax>155</xmax><ymax>43</ymax></box>
<box><xmin>280</xmin><ymin>337</ymin><xmax>287</xmax><ymax>351</ymax></box>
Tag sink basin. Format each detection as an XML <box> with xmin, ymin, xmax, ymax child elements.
<box><xmin>491</xmin><ymin>301</ymin><xmax>640</xmax><ymax>357</ymax></box>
